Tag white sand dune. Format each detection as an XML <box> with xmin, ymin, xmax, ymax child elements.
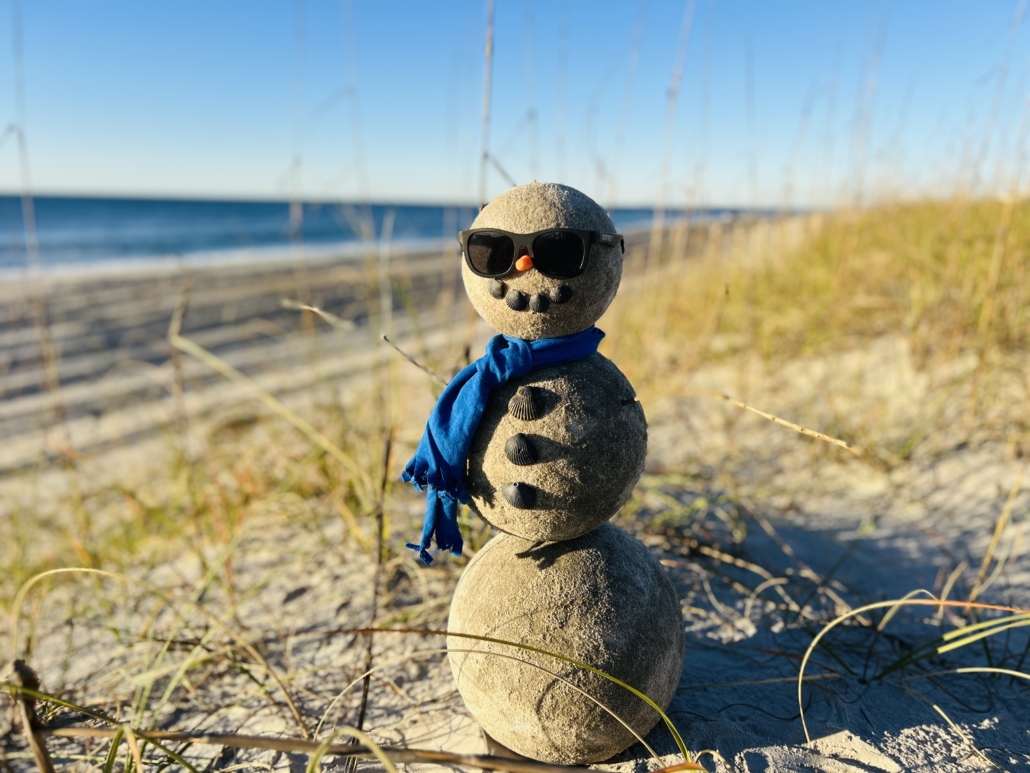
<box><xmin>2</xmin><ymin>225</ymin><xmax>1027</xmax><ymax>771</ymax></box>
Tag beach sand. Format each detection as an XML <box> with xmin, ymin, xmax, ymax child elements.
<box><xmin>1</xmin><ymin>221</ymin><xmax>1027</xmax><ymax>771</ymax></box>
<box><xmin>0</xmin><ymin>241</ymin><xmax>470</xmax><ymax>473</ymax></box>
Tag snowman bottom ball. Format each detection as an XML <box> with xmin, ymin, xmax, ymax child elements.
<box><xmin>447</xmin><ymin>524</ymin><xmax>685</xmax><ymax>764</ymax></box>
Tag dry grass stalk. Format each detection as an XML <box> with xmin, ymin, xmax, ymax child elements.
<box><xmin>37</xmin><ymin>725</ymin><xmax>635</xmax><ymax>773</ymax></box>
<box><xmin>930</xmin><ymin>703</ymin><xmax>1002</xmax><ymax>771</ymax></box>
<box><xmin>169</xmin><ymin>332</ymin><xmax>373</xmax><ymax>507</ymax></box>
<box><xmin>382</xmin><ymin>334</ymin><xmax>447</xmax><ymax>385</ymax></box>
<box><xmin>342</xmin><ymin>429</ymin><xmax>394</xmax><ymax>773</ymax></box>
<box><xmin>797</xmin><ymin>598</ymin><xmax>1030</xmax><ymax>743</ymax></box>
<box><xmin>281</xmin><ymin>298</ymin><xmax>357</xmax><ymax>331</ymax></box>
<box><xmin>966</xmin><ymin>466</ymin><xmax>1025</xmax><ymax>608</ymax></box>
<box><xmin>166</xmin><ymin>271</ymin><xmax>193</xmax><ymax>448</ymax></box>
<box><xmin>8</xmin><ymin>661</ymin><xmax>55</xmax><ymax>773</ymax></box>
<box><xmin>714</xmin><ymin>391</ymin><xmax>863</xmax><ymax>457</ymax></box>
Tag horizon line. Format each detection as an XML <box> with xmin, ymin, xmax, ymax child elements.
<box><xmin>0</xmin><ymin>189</ymin><xmax>766</xmax><ymax>211</ymax></box>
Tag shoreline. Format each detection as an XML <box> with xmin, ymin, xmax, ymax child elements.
<box><xmin>0</xmin><ymin>235</ymin><xmax>454</xmax><ymax>283</ymax></box>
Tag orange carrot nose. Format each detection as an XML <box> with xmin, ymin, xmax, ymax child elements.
<box><xmin>515</xmin><ymin>254</ymin><xmax>534</xmax><ymax>271</ymax></box>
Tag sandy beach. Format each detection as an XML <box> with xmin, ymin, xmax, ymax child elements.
<box><xmin>1</xmin><ymin>215</ymin><xmax>1028</xmax><ymax>772</ymax></box>
<box><xmin>0</xmin><ymin>239</ymin><xmax>470</xmax><ymax>472</ymax></box>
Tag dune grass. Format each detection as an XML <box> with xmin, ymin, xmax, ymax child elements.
<box><xmin>620</xmin><ymin>199</ymin><xmax>1029</xmax><ymax>365</ymax></box>
<box><xmin>1</xmin><ymin>198</ymin><xmax>1029</xmax><ymax>770</ymax></box>
<box><xmin>607</xmin><ymin>198</ymin><xmax>1030</xmax><ymax>466</ymax></box>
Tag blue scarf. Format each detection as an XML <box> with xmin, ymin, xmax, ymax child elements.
<box><xmin>402</xmin><ymin>326</ymin><xmax>605</xmax><ymax>565</ymax></box>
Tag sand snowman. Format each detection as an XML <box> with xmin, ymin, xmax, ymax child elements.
<box><xmin>403</xmin><ymin>183</ymin><xmax>684</xmax><ymax>764</ymax></box>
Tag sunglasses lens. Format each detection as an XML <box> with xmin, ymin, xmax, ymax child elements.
<box><xmin>466</xmin><ymin>232</ymin><xmax>516</xmax><ymax>276</ymax></box>
<box><xmin>531</xmin><ymin>231</ymin><xmax>586</xmax><ymax>278</ymax></box>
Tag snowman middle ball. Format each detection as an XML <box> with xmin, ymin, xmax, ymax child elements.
<box><xmin>465</xmin><ymin>353</ymin><xmax>646</xmax><ymax>542</ymax></box>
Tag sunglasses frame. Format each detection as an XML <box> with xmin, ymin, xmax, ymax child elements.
<box><xmin>458</xmin><ymin>227</ymin><xmax>625</xmax><ymax>280</ymax></box>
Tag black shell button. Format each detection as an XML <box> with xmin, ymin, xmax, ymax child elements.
<box><xmin>529</xmin><ymin>293</ymin><xmax>550</xmax><ymax>312</ymax></box>
<box><xmin>508</xmin><ymin>385</ymin><xmax>538</xmax><ymax>420</ymax></box>
<box><xmin>506</xmin><ymin>289</ymin><xmax>529</xmax><ymax>311</ymax></box>
<box><xmin>548</xmin><ymin>285</ymin><xmax>573</xmax><ymax>304</ymax></box>
<box><xmin>501</xmin><ymin>482</ymin><xmax>536</xmax><ymax>509</ymax></box>
<box><xmin>504</xmin><ymin>433</ymin><xmax>538</xmax><ymax>465</ymax></box>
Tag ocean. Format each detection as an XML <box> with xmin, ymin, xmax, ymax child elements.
<box><xmin>0</xmin><ymin>195</ymin><xmax>749</xmax><ymax>273</ymax></box>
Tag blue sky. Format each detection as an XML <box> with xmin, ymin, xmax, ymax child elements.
<box><xmin>0</xmin><ymin>0</ymin><xmax>1027</xmax><ymax>207</ymax></box>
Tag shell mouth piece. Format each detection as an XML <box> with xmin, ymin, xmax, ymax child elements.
<box><xmin>486</xmin><ymin>279</ymin><xmax>574</xmax><ymax>314</ymax></box>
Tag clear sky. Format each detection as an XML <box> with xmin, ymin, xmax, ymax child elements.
<box><xmin>0</xmin><ymin>0</ymin><xmax>1027</xmax><ymax>207</ymax></box>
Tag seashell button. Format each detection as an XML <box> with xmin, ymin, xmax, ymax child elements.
<box><xmin>548</xmin><ymin>285</ymin><xmax>573</xmax><ymax>304</ymax></box>
<box><xmin>529</xmin><ymin>293</ymin><xmax>550</xmax><ymax>312</ymax></box>
<box><xmin>488</xmin><ymin>278</ymin><xmax>506</xmax><ymax>299</ymax></box>
<box><xmin>506</xmin><ymin>289</ymin><xmax>529</xmax><ymax>311</ymax></box>
<box><xmin>508</xmin><ymin>385</ymin><xmax>538</xmax><ymax>421</ymax></box>
<box><xmin>501</xmin><ymin>482</ymin><xmax>536</xmax><ymax>509</ymax></box>
<box><xmin>504</xmin><ymin>433</ymin><xmax>538</xmax><ymax>465</ymax></box>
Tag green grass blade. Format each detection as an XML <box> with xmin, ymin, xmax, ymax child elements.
<box><xmin>940</xmin><ymin>612</ymin><xmax>1030</xmax><ymax>641</ymax></box>
<box><xmin>938</xmin><ymin>618</ymin><xmax>1030</xmax><ymax>654</ymax></box>
<box><xmin>101</xmin><ymin>726</ymin><xmax>125</xmax><ymax>773</ymax></box>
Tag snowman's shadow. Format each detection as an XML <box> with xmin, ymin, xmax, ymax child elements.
<box><xmin>513</xmin><ymin>535</ymin><xmax>591</xmax><ymax>571</ymax></box>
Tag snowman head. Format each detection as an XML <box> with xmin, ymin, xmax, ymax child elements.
<box><xmin>461</xmin><ymin>183</ymin><xmax>624</xmax><ymax>340</ymax></box>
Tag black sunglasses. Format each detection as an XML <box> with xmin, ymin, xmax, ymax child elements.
<box><xmin>458</xmin><ymin>228</ymin><xmax>624</xmax><ymax>280</ymax></box>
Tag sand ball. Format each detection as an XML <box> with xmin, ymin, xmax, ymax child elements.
<box><xmin>447</xmin><ymin>523</ymin><xmax>685</xmax><ymax>764</ymax></box>
<box><xmin>462</xmin><ymin>182</ymin><xmax>623</xmax><ymax>340</ymax></box>
<box><xmin>465</xmin><ymin>353</ymin><xmax>647</xmax><ymax>542</ymax></box>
